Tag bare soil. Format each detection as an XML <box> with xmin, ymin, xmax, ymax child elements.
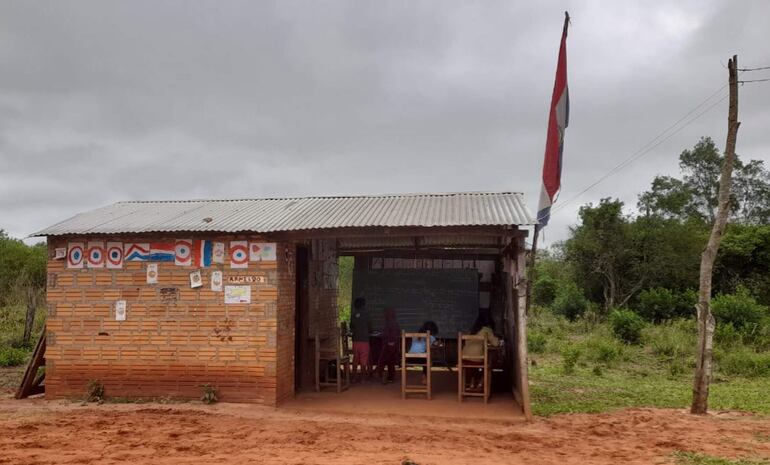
<box><xmin>1</xmin><ymin>398</ymin><xmax>769</xmax><ymax>465</ymax></box>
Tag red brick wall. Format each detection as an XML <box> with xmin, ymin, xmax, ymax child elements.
<box><xmin>45</xmin><ymin>234</ymin><xmax>289</xmax><ymax>405</ymax></box>
<box><xmin>275</xmin><ymin>244</ymin><xmax>296</xmax><ymax>403</ymax></box>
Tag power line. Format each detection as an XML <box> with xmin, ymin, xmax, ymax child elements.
<box><xmin>737</xmin><ymin>65</ymin><xmax>770</xmax><ymax>72</ymax></box>
<box><xmin>546</xmin><ymin>86</ymin><xmax>729</xmax><ymax>217</ymax></box>
<box><xmin>739</xmin><ymin>78</ymin><xmax>770</xmax><ymax>83</ymax></box>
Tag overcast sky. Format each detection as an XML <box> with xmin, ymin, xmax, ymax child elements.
<box><xmin>1</xmin><ymin>1</ymin><xmax>768</xmax><ymax>246</ymax></box>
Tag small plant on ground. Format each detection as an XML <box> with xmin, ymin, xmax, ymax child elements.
<box><xmin>561</xmin><ymin>345</ymin><xmax>581</xmax><ymax>375</ymax></box>
<box><xmin>609</xmin><ymin>308</ymin><xmax>645</xmax><ymax>344</ymax></box>
<box><xmin>200</xmin><ymin>384</ymin><xmax>218</xmax><ymax>404</ymax></box>
<box><xmin>0</xmin><ymin>346</ymin><xmax>29</xmax><ymax>367</ymax></box>
<box><xmin>86</xmin><ymin>380</ymin><xmax>104</xmax><ymax>402</ymax></box>
<box><xmin>527</xmin><ymin>330</ymin><xmax>548</xmax><ymax>354</ymax></box>
<box><xmin>583</xmin><ymin>334</ymin><xmax>626</xmax><ymax>365</ymax></box>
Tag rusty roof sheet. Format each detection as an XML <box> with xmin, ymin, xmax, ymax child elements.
<box><xmin>32</xmin><ymin>192</ymin><xmax>535</xmax><ymax>236</ymax></box>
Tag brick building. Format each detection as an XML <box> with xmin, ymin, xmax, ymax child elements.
<box><xmin>32</xmin><ymin>192</ymin><xmax>535</xmax><ymax>416</ymax></box>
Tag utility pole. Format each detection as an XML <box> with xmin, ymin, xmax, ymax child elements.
<box><xmin>691</xmin><ymin>55</ymin><xmax>740</xmax><ymax>414</ymax></box>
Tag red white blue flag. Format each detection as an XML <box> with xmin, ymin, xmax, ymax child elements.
<box><xmin>537</xmin><ymin>12</ymin><xmax>570</xmax><ymax>228</ymax></box>
<box><xmin>193</xmin><ymin>240</ymin><xmax>213</xmax><ymax>268</ymax></box>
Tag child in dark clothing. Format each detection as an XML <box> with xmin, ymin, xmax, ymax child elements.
<box><xmin>376</xmin><ymin>307</ymin><xmax>400</xmax><ymax>384</ymax></box>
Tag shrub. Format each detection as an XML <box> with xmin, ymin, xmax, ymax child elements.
<box><xmin>711</xmin><ymin>287</ymin><xmax>768</xmax><ymax>330</ymax></box>
<box><xmin>86</xmin><ymin>380</ymin><xmax>105</xmax><ymax>402</ymax></box>
<box><xmin>714</xmin><ymin>322</ymin><xmax>743</xmax><ymax>348</ymax></box>
<box><xmin>718</xmin><ymin>349</ymin><xmax>770</xmax><ymax>378</ymax></box>
<box><xmin>0</xmin><ymin>346</ymin><xmax>28</xmax><ymax>367</ymax></box>
<box><xmin>635</xmin><ymin>288</ymin><xmax>697</xmax><ymax>322</ymax></box>
<box><xmin>645</xmin><ymin>319</ymin><xmax>696</xmax><ymax>358</ymax></box>
<box><xmin>561</xmin><ymin>345</ymin><xmax>581</xmax><ymax>374</ymax></box>
<box><xmin>636</xmin><ymin>288</ymin><xmax>678</xmax><ymax>322</ymax></box>
<box><xmin>552</xmin><ymin>283</ymin><xmax>589</xmax><ymax>321</ymax></box>
<box><xmin>527</xmin><ymin>330</ymin><xmax>548</xmax><ymax>354</ymax></box>
<box><xmin>609</xmin><ymin>308</ymin><xmax>645</xmax><ymax>344</ymax></box>
<box><xmin>533</xmin><ymin>275</ymin><xmax>558</xmax><ymax>307</ymax></box>
<box><xmin>583</xmin><ymin>335</ymin><xmax>626</xmax><ymax>364</ymax></box>
<box><xmin>200</xmin><ymin>384</ymin><xmax>218</xmax><ymax>404</ymax></box>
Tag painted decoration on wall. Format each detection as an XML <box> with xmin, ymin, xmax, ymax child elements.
<box><xmin>211</xmin><ymin>271</ymin><xmax>223</xmax><ymax>292</ymax></box>
<box><xmin>86</xmin><ymin>241</ymin><xmax>106</xmax><ymax>268</ymax></box>
<box><xmin>229</xmin><ymin>241</ymin><xmax>249</xmax><ymax>268</ymax></box>
<box><xmin>212</xmin><ymin>242</ymin><xmax>225</xmax><ymax>264</ymax></box>
<box><xmin>148</xmin><ymin>242</ymin><xmax>175</xmax><ymax>262</ymax></box>
<box><xmin>125</xmin><ymin>243</ymin><xmax>151</xmax><ymax>261</ymax></box>
<box><xmin>115</xmin><ymin>300</ymin><xmax>127</xmax><ymax>321</ymax></box>
<box><xmin>224</xmin><ymin>285</ymin><xmax>251</xmax><ymax>304</ymax></box>
<box><xmin>193</xmin><ymin>240</ymin><xmax>213</xmax><ymax>267</ymax></box>
<box><xmin>189</xmin><ymin>270</ymin><xmax>203</xmax><ymax>288</ymax></box>
<box><xmin>67</xmin><ymin>242</ymin><xmax>84</xmax><ymax>269</ymax></box>
<box><xmin>175</xmin><ymin>239</ymin><xmax>193</xmax><ymax>266</ymax></box>
<box><xmin>249</xmin><ymin>242</ymin><xmax>277</xmax><ymax>262</ymax></box>
<box><xmin>54</xmin><ymin>248</ymin><xmax>67</xmax><ymax>260</ymax></box>
<box><xmin>146</xmin><ymin>263</ymin><xmax>158</xmax><ymax>284</ymax></box>
<box><xmin>106</xmin><ymin>242</ymin><xmax>124</xmax><ymax>269</ymax></box>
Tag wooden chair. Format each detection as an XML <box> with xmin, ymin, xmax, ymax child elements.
<box><xmin>401</xmin><ymin>331</ymin><xmax>432</xmax><ymax>400</ymax></box>
<box><xmin>458</xmin><ymin>332</ymin><xmax>490</xmax><ymax>403</ymax></box>
<box><xmin>315</xmin><ymin>325</ymin><xmax>351</xmax><ymax>393</ymax></box>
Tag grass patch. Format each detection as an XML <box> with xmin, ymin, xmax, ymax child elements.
<box><xmin>0</xmin><ymin>346</ymin><xmax>29</xmax><ymax>367</ymax></box>
<box><xmin>672</xmin><ymin>451</ymin><xmax>769</xmax><ymax>465</ymax></box>
<box><xmin>529</xmin><ymin>311</ymin><xmax>770</xmax><ymax>416</ymax></box>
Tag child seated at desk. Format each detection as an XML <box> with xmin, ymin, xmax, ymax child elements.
<box><xmin>462</xmin><ymin>314</ymin><xmax>499</xmax><ymax>390</ymax></box>
<box><xmin>408</xmin><ymin>320</ymin><xmax>439</xmax><ymax>383</ymax></box>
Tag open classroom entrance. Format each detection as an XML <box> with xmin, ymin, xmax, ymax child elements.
<box><xmin>290</xmin><ymin>228</ymin><xmax>531</xmax><ymax>418</ymax></box>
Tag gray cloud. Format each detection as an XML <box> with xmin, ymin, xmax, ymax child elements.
<box><xmin>0</xmin><ymin>0</ymin><xmax>768</xmax><ymax>245</ymax></box>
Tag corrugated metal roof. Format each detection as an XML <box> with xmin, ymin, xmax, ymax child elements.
<box><xmin>32</xmin><ymin>192</ymin><xmax>535</xmax><ymax>236</ymax></box>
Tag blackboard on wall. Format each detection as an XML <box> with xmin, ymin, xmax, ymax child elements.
<box><xmin>352</xmin><ymin>268</ymin><xmax>479</xmax><ymax>337</ymax></box>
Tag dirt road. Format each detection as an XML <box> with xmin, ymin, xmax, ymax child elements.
<box><xmin>1</xmin><ymin>399</ymin><xmax>769</xmax><ymax>464</ymax></box>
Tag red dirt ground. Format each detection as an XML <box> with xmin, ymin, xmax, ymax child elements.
<box><xmin>1</xmin><ymin>398</ymin><xmax>769</xmax><ymax>465</ymax></box>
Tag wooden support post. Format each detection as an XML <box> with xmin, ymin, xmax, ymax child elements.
<box><xmin>514</xmin><ymin>237</ymin><xmax>533</xmax><ymax>420</ymax></box>
<box><xmin>691</xmin><ymin>55</ymin><xmax>740</xmax><ymax>414</ymax></box>
<box><xmin>504</xmin><ymin>238</ymin><xmax>532</xmax><ymax>420</ymax></box>
<box><xmin>15</xmin><ymin>330</ymin><xmax>46</xmax><ymax>399</ymax></box>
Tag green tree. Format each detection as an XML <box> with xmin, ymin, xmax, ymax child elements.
<box><xmin>565</xmin><ymin>199</ymin><xmax>643</xmax><ymax>310</ymax></box>
<box><xmin>0</xmin><ymin>230</ymin><xmax>47</xmax><ymax>345</ymax></box>
<box><xmin>638</xmin><ymin>137</ymin><xmax>770</xmax><ymax>224</ymax></box>
<box><xmin>715</xmin><ymin>224</ymin><xmax>770</xmax><ymax>305</ymax></box>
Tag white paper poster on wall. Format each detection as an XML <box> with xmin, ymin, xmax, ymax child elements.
<box><xmin>106</xmin><ymin>242</ymin><xmax>124</xmax><ymax>269</ymax></box>
<box><xmin>115</xmin><ymin>300</ymin><xmax>127</xmax><ymax>321</ymax></box>
<box><xmin>190</xmin><ymin>270</ymin><xmax>203</xmax><ymax>288</ymax></box>
<box><xmin>86</xmin><ymin>241</ymin><xmax>106</xmax><ymax>268</ymax></box>
<box><xmin>54</xmin><ymin>248</ymin><xmax>67</xmax><ymax>260</ymax></box>
<box><xmin>211</xmin><ymin>271</ymin><xmax>223</xmax><ymax>291</ymax></box>
<box><xmin>146</xmin><ymin>263</ymin><xmax>158</xmax><ymax>284</ymax></box>
<box><xmin>67</xmin><ymin>242</ymin><xmax>85</xmax><ymax>269</ymax></box>
<box><xmin>224</xmin><ymin>285</ymin><xmax>251</xmax><ymax>304</ymax></box>
<box><xmin>212</xmin><ymin>242</ymin><xmax>226</xmax><ymax>264</ymax></box>
<box><xmin>229</xmin><ymin>241</ymin><xmax>249</xmax><ymax>268</ymax></box>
